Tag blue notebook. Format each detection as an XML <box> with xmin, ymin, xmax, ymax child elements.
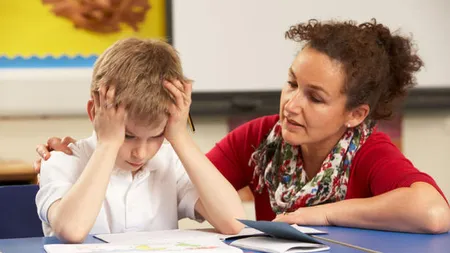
<box><xmin>237</xmin><ymin>219</ymin><xmax>323</xmax><ymax>244</ymax></box>
<box><xmin>231</xmin><ymin>220</ymin><xmax>330</xmax><ymax>253</ymax></box>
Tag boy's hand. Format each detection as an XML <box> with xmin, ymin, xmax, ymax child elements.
<box><xmin>93</xmin><ymin>83</ymin><xmax>127</xmax><ymax>147</ymax></box>
<box><xmin>163</xmin><ymin>80</ymin><xmax>192</xmax><ymax>142</ymax></box>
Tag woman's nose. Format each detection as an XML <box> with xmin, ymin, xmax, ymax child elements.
<box><xmin>285</xmin><ymin>90</ymin><xmax>305</xmax><ymax>113</ymax></box>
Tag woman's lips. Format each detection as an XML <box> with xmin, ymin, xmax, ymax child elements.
<box><xmin>286</xmin><ymin>118</ymin><xmax>304</xmax><ymax>127</ymax></box>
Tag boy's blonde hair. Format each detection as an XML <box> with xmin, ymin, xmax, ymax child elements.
<box><xmin>91</xmin><ymin>38</ymin><xmax>189</xmax><ymax>125</ymax></box>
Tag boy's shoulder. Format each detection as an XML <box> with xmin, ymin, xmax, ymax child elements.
<box><xmin>68</xmin><ymin>134</ymin><xmax>96</xmax><ymax>158</ymax></box>
<box><xmin>50</xmin><ymin>135</ymin><xmax>96</xmax><ymax>162</ymax></box>
<box><xmin>40</xmin><ymin>135</ymin><xmax>96</xmax><ymax>180</ymax></box>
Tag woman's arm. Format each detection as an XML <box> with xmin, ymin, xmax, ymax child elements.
<box><xmin>275</xmin><ymin>182</ymin><xmax>450</xmax><ymax>234</ymax></box>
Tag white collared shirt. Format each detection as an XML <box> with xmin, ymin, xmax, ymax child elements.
<box><xmin>36</xmin><ymin>134</ymin><xmax>200</xmax><ymax>236</ymax></box>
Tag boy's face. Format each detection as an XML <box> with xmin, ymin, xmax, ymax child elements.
<box><xmin>115</xmin><ymin>117</ymin><xmax>168</xmax><ymax>172</ymax></box>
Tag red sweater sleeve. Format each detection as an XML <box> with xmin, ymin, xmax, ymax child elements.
<box><xmin>349</xmin><ymin>131</ymin><xmax>447</xmax><ymax>201</ymax></box>
<box><xmin>206</xmin><ymin>115</ymin><xmax>279</xmax><ymax>191</ymax></box>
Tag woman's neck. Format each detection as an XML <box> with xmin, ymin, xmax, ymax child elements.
<box><xmin>300</xmin><ymin>129</ymin><xmax>346</xmax><ymax>179</ymax></box>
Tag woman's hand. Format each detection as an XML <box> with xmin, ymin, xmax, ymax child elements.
<box><xmin>163</xmin><ymin>80</ymin><xmax>192</xmax><ymax>143</ymax></box>
<box><xmin>92</xmin><ymin>83</ymin><xmax>126</xmax><ymax>147</ymax></box>
<box><xmin>34</xmin><ymin>137</ymin><xmax>76</xmax><ymax>173</ymax></box>
<box><xmin>273</xmin><ymin>206</ymin><xmax>331</xmax><ymax>226</ymax></box>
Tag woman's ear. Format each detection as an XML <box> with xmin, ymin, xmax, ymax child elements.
<box><xmin>346</xmin><ymin>104</ymin><xmax>370</xmax><ymax>127</ymax></box>
<box><xmin>87</xmin><ymin>100</ymin><xmax>95</xmax><ymax>122</ymax></box>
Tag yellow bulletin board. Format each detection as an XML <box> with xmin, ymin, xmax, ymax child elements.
<box><xmin>0</xmin><ymin>0</ymin><xmax>169</xmax><ymax>67</ymax></box>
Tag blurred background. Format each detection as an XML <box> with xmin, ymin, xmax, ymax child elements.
<box><xmin>0</xmin><ymin>0</ymin><xmax>449</xmax><ymax>229</ymax></box>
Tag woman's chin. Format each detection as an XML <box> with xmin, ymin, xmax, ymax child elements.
<box><xmin>281</xmin><ymin>128</ymin><xmax>306</xmax><ymax>146</ymax></box>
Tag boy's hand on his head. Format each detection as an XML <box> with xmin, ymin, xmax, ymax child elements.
<box><xmin>33</xmin><ymin>136</ymin><xmax>76</xmax><ymax>173</ymax></box>
<box><xmin>93</xmin><ymin>83</ymin><xmax>127</xmax><ymax>148</ymax></box>
<box><xmin>163</xmin><ymin>80</ymin><xmax>192</xmax><ymax>142</ymax></box>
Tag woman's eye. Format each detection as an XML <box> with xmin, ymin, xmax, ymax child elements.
<box><xmin>309</xmin><ymin>95</ymin><xmax>323</xmax><ymax>103</ymax></box>
<box><xmin>125</xmin><ymin>134</ymin><xmax>135</xmax><ymax>139</ymax></box>
<box><xmin>287</xmin><ymin>81</ymin><xmax>298</xmax><ymax>88</ymax></box>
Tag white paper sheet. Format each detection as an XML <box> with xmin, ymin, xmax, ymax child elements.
<box><xmin>95</xmin><ymin>226</ymin><xmax>326</xmax><ymax>244</ymax></box>
<box><xmin>45</xmin><ymin>238</ymin><xmax>242</xmax><ymax>253</ymax></box>
<box><xmin>95</xmin><ymin>229</ymin><xmax>217</xmax><ymax>244</ymax></box>
<box><xmin>291</xmin><ymin>225</ymin><xmax>327</xmax><ymax>235</ymax></box>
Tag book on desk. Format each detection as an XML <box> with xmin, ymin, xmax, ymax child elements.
<box><xmin>95</xmin><ymin>219</ymin><xmax>329</xmax><ymax>253</ymax></box>
<box><xmin>44</xmin><ymin>220</ymin><xmax>329</xmax><ymax>253</ymax></box>
<box><xmin>229</xmin><ymin>219</ymin><xmax>330</xmax><ymax>253</ymax></box>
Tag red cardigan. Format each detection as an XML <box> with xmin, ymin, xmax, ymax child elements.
<box><xmin>206</xmin><ymin>114</ymin><xmax>446</xmax><ymax>221</ymax></box>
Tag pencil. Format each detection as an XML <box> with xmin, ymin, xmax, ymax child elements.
<box><xmin>188</xmin><ymin>113</ymin><xmax>195</xmax><ymax>132</ymax></box>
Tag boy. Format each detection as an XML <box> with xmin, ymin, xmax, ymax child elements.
<box><xmin>36</xmin><ymin>38</ymin><xmax>245</xmax><ymax>243</ymax></box>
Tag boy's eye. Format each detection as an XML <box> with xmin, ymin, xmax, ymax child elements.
<box><xmin>125</xmin><ymin>134</ymin><xmax>135</xmax><ymax>139</ymax></box>
<box><xmin>152</xmin><ymin>133</ymin><xmax>165</xmax><ymax>139</ymax></box>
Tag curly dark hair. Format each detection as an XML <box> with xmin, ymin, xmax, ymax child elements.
<box><xmin>285</xmin><ymin>19</ymin><xmax>424</xmax><ymax>121</ymax></box>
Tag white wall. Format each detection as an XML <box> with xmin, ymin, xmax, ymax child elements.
<box><xmin>403</xmin><ymin>111</ymin><xmax>450</xmax><ymax>199</ymax></box>
<box><xmin>173</xmin><ymin>0</ymin><xmax>450</xmax><ymax>92</ymax></box>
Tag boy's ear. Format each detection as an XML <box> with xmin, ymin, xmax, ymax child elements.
<box><xmin>87</xmin><ymin>100</ymin><xmax>95</xmax><ymax>122</ymax></box>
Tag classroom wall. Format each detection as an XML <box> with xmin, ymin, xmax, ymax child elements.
<box><xmin>0</xmin><ymin>111</ymin><xmax>449</xmax><ymax>229</ymax></box>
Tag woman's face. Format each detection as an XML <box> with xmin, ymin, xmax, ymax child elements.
<box><xmin>279</xmin><ymin>47</ymin><xmax>353</xmax><ymax>147</ymax></box>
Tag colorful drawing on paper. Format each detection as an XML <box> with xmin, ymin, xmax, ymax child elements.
<box><xmin>44</xmin><ymin>240</ymin><xmax>242</xmax><ymax>253</ymax></box>
<box><xmin>71</xmin><ymin>242</ymin><xmax>218</xmax><ymax>252</ymax></box>
<box><xmin>0</xmin><ymin>0</ymin><xmax>168</xmax><ymax>68</ymax></box>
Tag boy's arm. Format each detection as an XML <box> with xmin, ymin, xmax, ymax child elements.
<box><xmin>48</xmin><ymin>83</ymin><xmax>126</xmax><ymax>242</ymax></box>
<box><xmin>47</xmin><ymin>144</ymin><xmax>120</xmax><ymax>243</ymax></box>
<box><xmin>163</xmin><ymin>80</ymin><xmax>245</xmax><ymax>235</ymax></box>
<box><xmin>172</xmin><ymin>133</ymin><xmax>246</xmax><ymax>235</ymax></box>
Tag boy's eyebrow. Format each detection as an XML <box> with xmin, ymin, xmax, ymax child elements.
<box><xmin>152</xmin><ymin>129</ymin><xmax>165</xmax><ymax>137</ymax></box>
<box><xmin>125</xmin><ymin>128</ymin><xmax>136</xmax><ymax>136</ymax></box>
<box><xmin>125</xmin><ymin>128</ymin><xmax>165</xmax><ymax>138</ymax></box>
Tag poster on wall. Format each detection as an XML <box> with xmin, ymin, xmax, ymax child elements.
<box><xmin>0</xmin><ymin>0</ymin><xmax>169</xmax><ymax>68</ymax></box>
<box><xmin>0</xmin><ymin>0</ymin><xmax>170</xmax><ymax>116</ymax></box>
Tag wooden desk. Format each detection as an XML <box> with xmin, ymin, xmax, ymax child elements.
<box><xmin>0</xmin><ymin>161</ymin><xmax>37</xmax><ymax>184</ymax></box>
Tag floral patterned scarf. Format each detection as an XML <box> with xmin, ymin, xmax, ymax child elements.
<box><xmin>250</xmin><ymin>120</ymin><xmax>374</xmax><ymax>214</ymax></box>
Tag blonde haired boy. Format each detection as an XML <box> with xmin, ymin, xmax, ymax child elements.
<box><xmin>36</xmin><ymin>38</ymin><xmax>245</xmax><ymax>243</ymax></box>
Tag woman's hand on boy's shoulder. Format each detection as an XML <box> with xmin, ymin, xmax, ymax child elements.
<box><xmin>163</xmin><ymin>80</ymin><xmax>192</xmax><ymax>143</ymax></box>
<box><xmin>34</xmin><ymin>136</ymin><xmax>76</xmax><ymax>173</ymax></box>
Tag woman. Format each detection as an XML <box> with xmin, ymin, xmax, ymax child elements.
<box><xmin>34</xmin><ymin>19</ymin><xmax>449</xmax><ymax>234</ymax></box>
